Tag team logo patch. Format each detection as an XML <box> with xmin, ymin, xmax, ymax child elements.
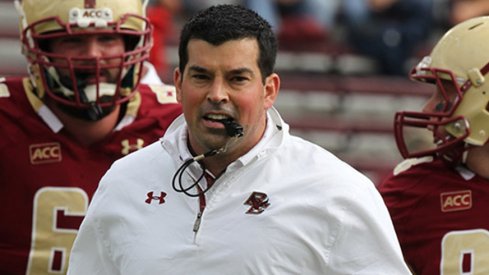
<box><xmin>121</xmin><ymin>139</ymin><xmax>144</xmax><ymax>155</ymax></box>
<box><xmin>145</xmin><ymin>191</ymin><xmax>167</xmax><ymax>204</ymax></box>
<box><xmin>69</xmin><ymin>7</ymin><xmax>113</xmax><ymax>28</ymax></box>
<box><xmin>440</xmin><ymin>190</ymin><xmax>472</xmax><ymax>212</ymax></box>
<box><xmin>30</xmin><ymin>142</ymin><xmax>62</xmax><ymax>164</ymax></box>
<box><xmin>244</xmin><ymin>191</ymin><xmax>270</xmax><ymax>214</ymax></box>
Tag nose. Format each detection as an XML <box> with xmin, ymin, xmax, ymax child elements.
<box><xmin>82</xmin><ymin>37</ymin><xmax>103</xmax><ymax>58</ymax></box>
<box><xmin>421</xmin><ymin>99</ymin><xmax>435</xmax><ymax>113</ymax></box>
<box><xmin>207</xmin><ymin>79</ymin><xmax>229</xmax><ymax>104</ymax></box>
<box><xmin>422</xmin><ymin>90</ymin><xmax>444</xmax><ymax>113</ymax></box>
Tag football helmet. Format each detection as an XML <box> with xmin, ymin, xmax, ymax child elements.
<box><xmin>16</xmin><ymin>0</ymin><xmax>152</xmax><ymax>120</ymax></box>
<box><xmin>395</xmin><ymin>16</ymin><xmax>489</xmax><ymax>163</ymax></box>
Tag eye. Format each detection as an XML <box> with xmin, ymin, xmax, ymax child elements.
<box><xmin>434</xmin><ymin>101</ymin><xmax>452</xmax><ymax>112</ymax></box>
<box><xmin>434</xmin><ymin>102</ymin><xmax>445</xmax><ymax>112</ymax></box>
<box><xmin>98</xmin><ymin>34</ymin><xmax>122</xmax><ymax>43</ymax></box>
<box><xmin>57</xmin><ymin>36</ymin><xmax>83</xmax><ymax>45</ymax></box>
<box><xmin>230</xmin><ymin>75</ymin><xmax>250</xmax><ymax>85</ymax></box>
<box><xmin>233</xmin><ymin>76</ymin><xmax>247</xmax><ymax>81</ymax></box>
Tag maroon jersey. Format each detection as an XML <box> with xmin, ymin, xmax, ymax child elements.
<box><xmin>0</xmin><ymin>77</ymin><xmax>182</xmax><ymax>274</ymax></box>
<box><xmin>379</xmin><ymin>157</ymin><xmax>489</xmax><ymax>275</ymax></box>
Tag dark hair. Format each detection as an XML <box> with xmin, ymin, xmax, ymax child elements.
<box><xmin>178</xmin><ymin>4</ymin><xmax>277</xmax><ymax>82</ymax></box>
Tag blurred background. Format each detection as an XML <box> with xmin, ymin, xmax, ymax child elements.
<box><xmin>2</xmin><ymin>0</ymin><xmax>487</xmax><ymax>184</ymax></box>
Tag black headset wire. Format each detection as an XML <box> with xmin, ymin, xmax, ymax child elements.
<box><xmin>171</xmin><ymin>119</ymin><xmax>244</xmax><ymax>197</ymax></box>
<box><xmin>172</xmin><ymin>150</ymin><xmax>218</xmax><ymax>197</ymax></box>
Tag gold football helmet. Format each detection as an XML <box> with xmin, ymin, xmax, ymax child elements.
<box><xmin>16</xmin><ymin>0</ymin><xmax>152</xmax><ymax>120</ymax></box>
<box><xmin>395</xmin><ymin>16</ymin><xmax>489</xmax><ymax>163</ymax></box>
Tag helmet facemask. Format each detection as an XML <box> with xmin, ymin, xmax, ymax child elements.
<box><xmin>394</xmin><ymin>64</ymin><xmax>471</xmax><ymax>163</ymax></box>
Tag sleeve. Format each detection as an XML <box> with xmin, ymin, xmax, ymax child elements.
<box><xmin>327</xmin><ymin>177</ymin><xmax>411</xmax><ymax>274</ymax></box>
<box><xmin>67</xmin><ymin>174</ymin><xmax>120</xmax><ymax>275</ymax></box>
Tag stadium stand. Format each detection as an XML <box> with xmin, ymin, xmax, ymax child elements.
<box><xmin>0</xmin><ymin>1</ymin><xmax>26</xmax><ymax>76</ymax></box>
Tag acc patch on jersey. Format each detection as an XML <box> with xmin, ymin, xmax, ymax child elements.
<box><xmin>440</xmin><ymin>190</ymin><xmax>472</xmax><ymax>212</ymax></box>
<box><xmin>30</xmin><ymin>142</ymin><xmax>62</xmax><ymax>164</ymax></box>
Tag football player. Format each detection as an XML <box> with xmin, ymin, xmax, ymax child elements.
<box><xmin>380</xmin><ymin>16</ymin><xmax>489</xmax><ymax>275</ymax></box>
<box><xmin>0</xmin><ymin>0</ymin><xmax>181</xmax><ymax>274</ymax></box>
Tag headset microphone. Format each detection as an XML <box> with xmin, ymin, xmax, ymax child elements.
<box><xmin>171</xmin><ymin>118</ymin><xmax>244</xmax><ymax>197</ymax></box>
<box><xmin>220</xmin><ymin>118</ymin><xmax>244</xmax><ymax>138</ymax></box>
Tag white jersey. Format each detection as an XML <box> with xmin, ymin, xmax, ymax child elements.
<box><xmin>68</xmin><ymin>108</ymin><xmax>410</xmax><ymax>275</ymax></box>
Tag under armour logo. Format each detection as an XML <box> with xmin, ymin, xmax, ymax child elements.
<box><xmin>121</xmin><ymin>139</ymin><xmax>144</xmax><ymax>155</ymax></box>
<box><xmin>145</xmin><ymin>191</ymin><xmax>167</xmax><ymax>204</ymax></box>
<box><xmin>244</xmin><ymin>192</ymin><xmax>270</xmax><ymax>214</ymax></box>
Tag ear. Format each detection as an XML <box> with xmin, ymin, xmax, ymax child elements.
<box><xmin>173</xmin><ymin>68</ymin><xmax>183</xmax><ymax>103</ymax></box>
<box><xmin>263</xmin><ymin>73</ymin><xmax>280</xmax><ymax>109</ymax></box>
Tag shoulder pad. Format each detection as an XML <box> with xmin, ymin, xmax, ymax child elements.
<box><xmin>393</xmin><ymin>156</ymin><xmax>433</xmax><ymax>175</ymax></box>
<box><xmin>0</xmin><ymin>77</ymin><xmax>10</xmax><ymax>98</ymax></box>
<box><xmin>148</xmin><ymin>84</ymin><xmax>178</xmax><ymax>104</ymax></box>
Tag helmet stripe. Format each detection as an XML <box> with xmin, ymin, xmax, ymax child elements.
<box><xmin>85</xmin><ymin>0</ymin><xmax>96</xmax><ymax>8</ymax></box>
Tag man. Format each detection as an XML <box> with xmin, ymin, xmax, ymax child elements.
<box><xmin>380</xmin><ymin>16</ymin><xmax>489</xmax><ymax>275</ymax></box>
<box><xmin>68</xmin><ymin>4</ymin><xmax>410</xmax><ymax>274</ymax></box>
<box><xmin>0</xmin><ymin>0</ymin><xmax>181</xmax><ymax>274</ymax></box>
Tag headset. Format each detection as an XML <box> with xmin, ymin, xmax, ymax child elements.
<box><xmin>220</xmin><ymin>118</ymin><xmax>244</xmax><ymax>138</ymax></box>
<box><xmin>171</xmin><ymin>118</ymin><xmax>243</xmax><ymax>197</ymax></box>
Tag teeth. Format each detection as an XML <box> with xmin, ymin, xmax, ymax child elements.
<box><xmin>206</xmin><ymin>114</ymin><xmax>229</xmax><ymax>120</ymax></box>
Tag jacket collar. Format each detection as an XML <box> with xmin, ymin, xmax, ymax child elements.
<box><xmin>160</xmin><ymin>107</ymin><xmax>288</xmax><ymax>169</ymax></box>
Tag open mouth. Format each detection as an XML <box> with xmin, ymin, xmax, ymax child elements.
<box><xmin>78</xmin><ymin>71</ymin><xmax>110</xmax><ymax>85</ymax></box>
<box><xmin>203</xmin><ymin>114</ymin><xmax>233</xmax><ymax>130</ymax></box>
<box><xmin>204</xmin><ymin>113</ymin><xmax>231</xmax><ymax>121</ymax></box>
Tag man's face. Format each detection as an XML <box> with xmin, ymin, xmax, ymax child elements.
<box><xmin>174</xmin><ymin>38</ymin><xmax>279</xmax><ymax>157</ymax></box>
<box><xmin>48</xmin><ymin>33</ymin><xmax>126</xmax><ymax>88</ymax></box>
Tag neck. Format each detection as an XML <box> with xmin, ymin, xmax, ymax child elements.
<box><xmin>48</xmin><ymin>102</ymin><xmax>121</xmax><ymax>146</ymax></box>
<box><xmin>201</xmin><ymin>153</ymin><xmax>234</xmax><ymax>177</ymax></box>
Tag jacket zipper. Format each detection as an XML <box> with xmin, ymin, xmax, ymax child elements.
<box><xmin>193</xmin><ymin>212</ymin><xmax>203</xmax><ymax>232</ymax></box>
<box><xmin>193</xmin><ymin>185</ymin><xmax>206</xmax><ymax>233</ymax></box>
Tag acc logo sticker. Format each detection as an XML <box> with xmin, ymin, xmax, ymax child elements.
<box><xmin>30</xmin><ymin>142</ymin><xmax>62</xmax><ymax>165</ymax></box>
<box><xmin>440</xmin><ymin>190</ymin><xmax>472</xmax><ymax>212</ymax></box>
<box><xmin>69</xmin><ymin>7</ymin><xmax>113</xmax><ymax>28</ymax></box>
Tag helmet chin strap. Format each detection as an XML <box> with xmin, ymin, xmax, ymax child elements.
<box><xmin>46</xmin><ymin>67</ymin><xmax>118</xmax><ymax>100</ymax></box>
<box><xmin>439</xmin><ymin>142</ymin><xmax>471</xmax><ymax>166</ymax></box>
<box><xmin>39</xmin><ymin>59</ymin><xmax>138</xmax><ymax>121</ymax></box>
<box><xmin>43</xmin><ymin>68</ymin><xmax>119</xmax><ymax>121</ymax></box>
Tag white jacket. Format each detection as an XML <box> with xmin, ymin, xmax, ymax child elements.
<box><xmin>68</xmin><ymin>108</ymin><xmax>410</xmax><ymax>275</ymax></box>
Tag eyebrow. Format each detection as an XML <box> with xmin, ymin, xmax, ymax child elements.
<box><xmin>188</xmin><ymin>65</ymin><xmax>254</xmax><ymax>76</ymax></box>
<box><xmin>188</xmin><ymin>65</ymin><xmax>207</xmax><ymax>73</ymax></box>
